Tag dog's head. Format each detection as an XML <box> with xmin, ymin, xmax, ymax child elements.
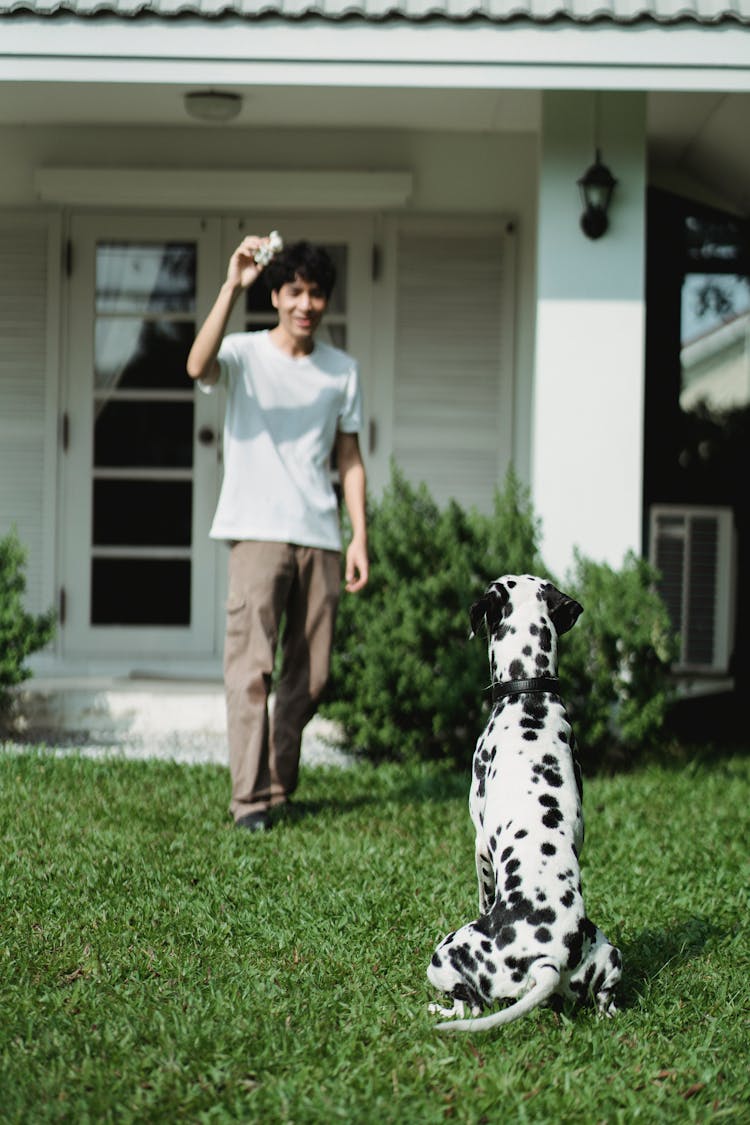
<box><xmin>469</xmin><ymin>575</ymin><xmax>583</xmax><ymax>640</ymax></box>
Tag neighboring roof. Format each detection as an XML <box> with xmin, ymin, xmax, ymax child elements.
<box><xmin>0</xmin><ymin>0</ymin><xmax>748</xmax><ymax>23</ymax></box>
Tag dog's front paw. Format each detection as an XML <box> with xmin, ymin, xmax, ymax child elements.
<box><xmin>428</xmin><ymin>998</ymin><xmax>466</xmax><ymax>1020</ymax></box>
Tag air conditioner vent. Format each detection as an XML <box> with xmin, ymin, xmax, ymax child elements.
<box><xmin>649</xmin><ymin>505</ymin><xmax>736</xmax><ymax>675</ymax></box>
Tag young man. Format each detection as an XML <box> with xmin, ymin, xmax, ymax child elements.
<box><xmin>187</xmin><ymin>235</ymin><xmax>368</xmax><ymax>831</ymax></box>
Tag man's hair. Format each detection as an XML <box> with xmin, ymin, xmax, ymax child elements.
<box><xmin>264</xmin><ymin>241</ymin><xmax>337</xmax><ymax>299</ymax></box>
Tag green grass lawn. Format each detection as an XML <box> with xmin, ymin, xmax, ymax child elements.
<box><xmin>1</xmin><ymin>746</ymin><xmax>748</xmax><ymax>1124</ymax></box>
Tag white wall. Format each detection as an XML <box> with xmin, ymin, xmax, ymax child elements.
<box><xmin>532</xmin><ymin>91</ymin><xmax>647</xmax><ymax>579</ymax></box>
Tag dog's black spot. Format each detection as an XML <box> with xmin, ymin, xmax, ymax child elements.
<box><xmin>528</xmin><ymin>907</ymin><xmax>556</xmax><ymax>926</ymax></box>
<box><xmin>529</xmin><ymin>624</ymin><xmax>539</xmax><ymax>635</ymax></box>
<box><xmin>560</xmin><ymin>890</ymin><xmax>575</xmax><ymax>908</ymax></box>
<box><xmin>505</xmin><ymin>858</ymin><xmax>520</xmax><ymax>875</ymax></box>
<box><xmin>564</xmin><ymin>918</ymin><xmax>596</xmax><ymax>970</ymax></box>
<box><xmin>591</xmin><ymin>968</ymin><xmax>607</xmax><ymax>997</ymax></box>
<box><xmin>535</xmin><ymin>653</ymin><xmax>550</xmax><ymax>670</ymax></box>
<box><xmin>536</xmin><ymin>891</ymin><xmax>547</xmax><ymax>902</ymax></box>
<box><xmin>523</xmin><ymin>731</ymin><xmax>539</xmax><ymax>741</ymax></box>
<box><xmin>431</xmin><ymin>952</ymin><xmax>443</xmax><ymax>967</ymax></box>
<box><xmin>542</xmin><ymin>754</ymin><xmax>558</xmax><ymax>766</ymax></box>
<box><xmin>523</xmin><ymin>645</ymin><xmax>532</xmax><ymax>656</ymax></box>
<box><xmin>505</xmin><ymin>875</ymin><xmax>522</xmax><ymax>891</ymax></box>
<box><xmin>541</xmin><ymin>842</ymin><xmax>557</xmax><ymax>856</ymax></box>
<box><xmin>509</xmin><ymin>659</ymin><xmax>526</xmax><ymax>680</ymax></box>
<box><xmin>539</xmin><ymin>793</ymin><xmax>559</xmax><ymax>808</ymax></box>
<box><xmin>481</xmin><ymin>940</ymin><xmax>493</xmax><ymax>954</ymax></box>
<box><xmin>452</xmin><ymin>944</ymin><xmax>479</xmax><ymax>973</ymax></box>
<box><xmin>521</xmin><ymin>717</ymin><xmax>544</xmax><ymax>730</ymax></box>
<box><xmin>539</xmin><ymin>625</ymin><xmax>553</xmax><ymax>653</ymax></box>
<box><xmin>543</xmin><ymin>808</ymin><xmax>563</xmax><ymax>829</ymax></box>
<box><xmin>514</xmin><ymin>829</ymin><xmax>528</xmax><ymax>839</ymax></box>
<box><xmin>544</xmin><ymin>769</ymin><xmax>563</xmax><ymax>787</ymax></box>
<box><xmin>500</xmin><ymin>847</ymin><xmax>514</xmax><ymax>863</ymax></box>
<box><xmin>496</xmin><ymin>925</ymin><xmax>516</xmax><ymax>948</ymax></box>
<box><xmin>478</xmin><ymin>974</ymin><xmax>492</xmax><ymax>996</ymax></box>
<box><xmin>535</xmin><ymin>927</ymin><xmax>553</xmax><ymax>943</ymax></box>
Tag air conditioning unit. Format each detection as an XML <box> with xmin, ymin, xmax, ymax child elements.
<box><xmin>649</xmin><ymin>505</ymin><xmax>736</xmax><ymax>675</ymax></box>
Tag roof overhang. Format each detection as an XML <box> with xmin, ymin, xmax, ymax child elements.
<box><xmin>1</xmin><ymin>16</ymin><xmax>749</xmax><ymax>92</ymax></box>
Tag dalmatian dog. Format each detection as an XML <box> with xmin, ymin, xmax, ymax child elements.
<box><xmin>428</xmin><ymin>575</ymin><xmax>622</xmax><ymax>1032</ymax></box>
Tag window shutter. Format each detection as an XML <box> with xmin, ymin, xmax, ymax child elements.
<box><xmin>0</xmin><ymin>216</ymin><xmax>55</xmax><ymax>614</ymax></box>
<box><xmin>392</xmin><ymin>221</ymin><xmax>514</xmax><ymax>513</ymax></box>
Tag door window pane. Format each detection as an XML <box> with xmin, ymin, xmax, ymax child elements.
<box><xmin>680</xmin><ymin>271</ymin><xmax>750</xmax><ymax>413</ymax></box>
<box><xmin>96</xmin><ymin>243</ymin><xmax>196</xmax><ymax>315</ymax></box>
<box><xmin>94</xmin><ymin>401</ymin><xmax>194</xmax><ymax>469</ymax></box>
<box><xmin>93</xmin><ymin>480</ymin><xmax>192</xmax><ymax>547</ymax></box>
<box><xmin>91</xmin><ymin>558</ymin><xmax>190</xmax><ymax>626</ymax></box>
<box><xmin>95</xmin><ymin>320</ymin><xmax>195</xmax><ymax>391</ymax></box>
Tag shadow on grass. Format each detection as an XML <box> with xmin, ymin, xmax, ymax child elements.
<box><xmin>617</xmin><ymin>915</ymin><xmax>725</xmax><ymax>1009</ymax></box>
<box><xmin>281</xmin><ymin>763</ymin><xmax>469</xmax><ymax>824</ymax></box>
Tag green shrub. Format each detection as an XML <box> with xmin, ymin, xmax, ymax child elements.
<box><xmin>324</xmin><ymin>465</ymin><xmax>546</xmax><ymax>763</ymax></box>
<box><xmin>325</xmin><ymin>466</ymin><xmax>677</xmax><ymax>770</ymax></box>
<box><xmin>559</xmin><ymin>549</ymin><xmax>677</xmax><ymax>769</ymax></box>
<box><xmin>0</xmin><ymin>528</ymin><xmax>56</xmax><ymax>716</ymax></box>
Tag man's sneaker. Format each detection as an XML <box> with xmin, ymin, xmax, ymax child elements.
<box><xmin>235</xmin><ymin>811</ymin><xmax>270</xmax><ymax>832</ymax></box>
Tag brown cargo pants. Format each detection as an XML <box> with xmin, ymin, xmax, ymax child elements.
<box><xmin>223</xmin><ymin>540</ymin><xmax>341</xmax><ymax>821</ymax></box>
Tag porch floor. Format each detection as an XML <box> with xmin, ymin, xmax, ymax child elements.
<box><xmin>4</xmin><ymin>676</ymin><xmax>350</xmax><ymax>768</ymax></box>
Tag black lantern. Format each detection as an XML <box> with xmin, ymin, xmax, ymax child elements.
<box><xmin>577</xmin><ymin>149</ymin><xmax>617</xmax><ymax>239</ymax></box>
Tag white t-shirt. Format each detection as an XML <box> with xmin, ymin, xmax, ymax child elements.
<box><xmin>200</xmin><ymin>330</ymin><xmax>363</xmax><ymax>550</ymax></box>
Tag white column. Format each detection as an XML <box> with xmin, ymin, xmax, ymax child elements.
<box><xmin>531</xmin><ymin>91</ymin><xmax>647</xmax><ymax>578</ymax></box>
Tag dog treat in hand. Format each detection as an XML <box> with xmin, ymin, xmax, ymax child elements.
<box><xmin>253</xmin><ymin>230</ymin><xmax>284</xmax><ymax>267</ymax></box>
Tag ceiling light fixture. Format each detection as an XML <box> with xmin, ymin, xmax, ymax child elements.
<box><xmin>184</xmin><ymin>90</ymin><xmax>243</xmax><ymax>123</ymax></box>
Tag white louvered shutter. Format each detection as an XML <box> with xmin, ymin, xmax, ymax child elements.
<box><xmin>392</xmin><ymin>220</ymin><xmax>514</xmax><ymax>513</ymax></box>
<box><xmin>0</xmin><ymin>215</ymin><xmax>56</xmax><ymax>615</ymax></box>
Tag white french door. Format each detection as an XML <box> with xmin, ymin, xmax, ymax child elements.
<box><xmin>60</xmin><ymin>212</ymin><xmax>374</xmax><ymax>664</ymax></box>
<box><xmin>61</xmin><ymin>215</ymin><xmax>223</xmax><ymax>659</ymax></box>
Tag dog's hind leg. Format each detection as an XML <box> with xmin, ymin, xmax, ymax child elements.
<box><xmin>593</xmin><ymin>944</ymin><xmax>622</xmax><ymax>1018</ymax></box>
<box><xmin>475</xmin><ymin>844</ymin><xmax>495</xmax><ymax>914</ymax></box>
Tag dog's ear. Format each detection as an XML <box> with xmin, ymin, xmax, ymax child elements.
<box><xmin>542</xmin><ymin>583</ymin><xmax>583</xmax><ymax>636</ymax></box>
<box><xmin>469</xmin><ymin>586</ymin><xmax>509</xmax><ymax>637</ymax></box>
<box><xmin>469</xmin><ymin>597</ymin><xmax>490</xmax><ymax>637</ymax></box>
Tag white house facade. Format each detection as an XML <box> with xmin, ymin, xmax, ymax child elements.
<box><xmin>0</xmin><ymin>0</ymin><xmax>748</xmax><ymax>691</ymax></box>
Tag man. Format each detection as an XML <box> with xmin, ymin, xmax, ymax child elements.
<box><xmin>187</xmin><ymin>235</ymin><xmax>368</xmax><ymax>831</ymax></box>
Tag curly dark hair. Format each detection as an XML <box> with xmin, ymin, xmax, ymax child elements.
<box><xmin>264</xmin><ymin>241</ymin><xmax>337</xmax><ymax>299</ymax></box>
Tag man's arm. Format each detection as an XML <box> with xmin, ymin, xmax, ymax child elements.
<box><xmin>186</xmin><ymin>235</ymin><xmax>270</xmax><ymax>385</ymax></box>
<box><xmin>336</xmin><ymin>431</ymin><xmax>369</xmax><ymax>593</ymax></box>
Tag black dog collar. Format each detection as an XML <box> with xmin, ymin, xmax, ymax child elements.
<box><xmin>492</xmin><ymin>676</ymin><xmax>560</xmax><ymax>703</ymax></box>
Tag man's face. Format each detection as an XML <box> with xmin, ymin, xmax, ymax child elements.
<box><xmin>271</xmin><ymin>274</ymin><xmax>328</xmax><ymax>347</ymax></box>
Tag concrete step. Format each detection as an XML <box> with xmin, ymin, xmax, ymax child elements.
<box><xmin>6</xmin><ymin>677</ymin><xmax>351</xmax><ymax>768</ymax></box>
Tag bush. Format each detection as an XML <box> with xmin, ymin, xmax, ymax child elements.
<box><xmin>0</xmin><ymin>528</ymin><xmax>56</xmax><ymax>717</ymax></box>
<box><xmin>325</xmin><ymin>465</ymin><xmax>677</xmax><ymax>770</ymax></box>
<box><xmin>324</xmin><ymin>465</ymin><xmax>547</xmax><ymax>763</ymax></box>
<box><xmin>559</xmin><ymin>549</ymin><xmax>677</xmax><ymax>769</ymax></box>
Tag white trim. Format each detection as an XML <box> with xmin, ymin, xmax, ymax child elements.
<box><xmin>2</xmin><ymin>19</ymin><xmax>750</xmax><ymax>92</ymax></box>
<box><xmin>34</xmin><ymin>169</ymin><xmax>414</xmax><ymax>211</ymax></box>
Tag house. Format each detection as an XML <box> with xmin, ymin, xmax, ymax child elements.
<box><xmin>0</xmin><ymin>0</ymin><xmax>748</xmax><ymax>705</ymax></box>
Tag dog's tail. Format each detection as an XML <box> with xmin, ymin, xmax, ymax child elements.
<box><xmin>435</xmin><ymin>963</ymin><xmax>560</xmax><ymax>1033</ymax></box>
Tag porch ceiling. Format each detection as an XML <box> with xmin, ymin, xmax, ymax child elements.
<box><xmin>0</xmin><ymin>81</ymin><xmax>748</xmax><ymax>213</ymax></box>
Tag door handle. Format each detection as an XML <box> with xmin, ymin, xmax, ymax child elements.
<box><xmin>197</xmin><ymin>426</ymin><xmax>216</xmax><ymax>446</ymax></box>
